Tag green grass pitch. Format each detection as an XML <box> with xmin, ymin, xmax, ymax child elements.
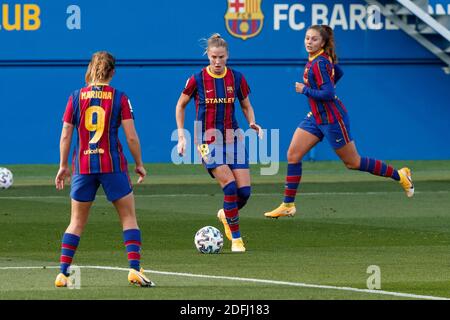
<box><xmin>0</xmin><ymin>161</ymin><xmax>449</xmax><ymax>300</ymax></box>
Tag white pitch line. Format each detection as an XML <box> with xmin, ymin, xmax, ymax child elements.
<box><xmin>0</xmin><ymin>190</ymin><xmax>448</xmax><ymax>200</ymax></box>
<box><xmin>0</xmin><ymin>265</ymin><xmax>448</xmax><ymax>300</ymax></box>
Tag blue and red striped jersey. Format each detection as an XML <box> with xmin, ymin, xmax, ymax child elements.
<box><xmin>62</xmin><ymin>85</ymin><xmax>134</xmax><ymax>174</ymax></box>
<box><xmin>302</xmin><ymin>50</ymin><xmax>347</xmax><ymax>125</ymax></box>
<box><xmin>182</xmin><ymin>67</ymin><xmax>250</xmax><ymax>144</ymax></box>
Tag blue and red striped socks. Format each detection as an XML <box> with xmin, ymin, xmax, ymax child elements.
<box><xmin>223</xmin><ymin>181</ymin><xmax>241</xmax><ymax>239</ymax></box>
<box><xmin>284</xmin><ymin>162</ymin><xmax>302</xmax><ymax>204</ymax></box>
<box><xmin>123</xmin><ymin>229</ymin><xmax>142</xmax><ymax>271</ymax></box>
<box><xmin>59</xmin><ymin>233</ymin><xmax>80</xmax><ymax>276</ymax></box>
<box><xmin>359</xmin><ymin>157</ymin><xmax>400</xmax><ymax>181</ymax></box>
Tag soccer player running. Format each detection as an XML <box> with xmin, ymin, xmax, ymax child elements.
<box><xmin>175</xmin><ymin>34</ymin><xmax>263</xmax><ymax>252</ymax></box>
<box><xmin>264</xmin><ymin>25</ymin><xmax>414</xmax><ymax>218</ymax></box>
<box><xmin>54</xmin><ymin>51</ymin><xmax>154</xmax><ymax>287</ymax></box>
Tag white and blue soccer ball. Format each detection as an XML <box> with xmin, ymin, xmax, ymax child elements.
<box><xmin>194</xmin><ymin>226</ymin><xmax>223</xmax><ymax>254</ymax></box>
<box><xmin>0</xmin><ymin>167</ymin><xmax>13</xmax><ymax>189</ymax></box>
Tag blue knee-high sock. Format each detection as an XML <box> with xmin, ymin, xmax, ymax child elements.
<box><xmin>123</xmin><ymin>229</ymin><xmax>142</xmax><ymax>271</ymax></box>
<box><xmin>237</xmin><ymin>186</ymin><xmax>251</xmax><ymax>210</ymax></box>
<box><xmin>283</xmin><ymin>162</ymin><xmax>302</xmax><ymax>203</ymax></box>
<box><xmin>359</xmin><ymin>157</ymin><xmax>400</xmax><ymax>181</ymax></box>
<box><xmin>60</xmin><ymin>233</ymin><xmax>80</xmax><ymax>276</ymax></box>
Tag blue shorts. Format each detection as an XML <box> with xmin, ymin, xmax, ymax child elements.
<box><xmin>70</xmin><ymin>172</ymin><xmax>132</xmax><ymax>202</ymax></box>
<box><xmin>198</xmin><ymin>139</ymin><xmax>249</xmax><ymax>178</ymax></box>
<box><xmin>298</xmin><ymin>112</ymin><xmax>353</xmax><ymax>149</ymax></box>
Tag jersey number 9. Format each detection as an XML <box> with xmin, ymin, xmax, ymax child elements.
<box><xmin>85</xmin><ymin>106</ymin><xmax>105</xmax><ymax>144</ymax></box>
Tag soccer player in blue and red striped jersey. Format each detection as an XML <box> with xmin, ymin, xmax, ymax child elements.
<box><xmin>54</xmin><ymin>51</ymin><xmax>154</xmax><ymax>287</ymax></box>
<box><xmin>264</xmin><ymin>25</ymin><xmax>414</xmax><ymax>218</ymax></box>
<box><xmin>175</xmin><ymin>34</ymin><xmax>263</xmax><ymax>252</ymax></box>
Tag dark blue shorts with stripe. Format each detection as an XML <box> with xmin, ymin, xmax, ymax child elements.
<box><xmin>298</xmin><ymin>112</ymin><xmax>353</xmax><ymax>149</ymax></box>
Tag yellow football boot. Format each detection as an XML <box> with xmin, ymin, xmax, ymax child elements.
<box><xmin>217</xmin><ymin>209</ymin><xmax>232</xmax><ymax>241</ymax></box>
<box><xmin>128</xmin><ymin>268</ymin><xmax>155</xmax><ymax>287</ymax></box>
<box><xmin>231</xmin><ymin>237</ymin><xmax>246</xmax><ymax>253</ymax></box>
<box><xmin>264</xmin><ymin>203</ymin><xmax>296</xmax><ymax>218</ymax></box>
<box><xmin>398</xmin><ymin>167</ymin><xmax>414</xmax><ymax>198</ymax></box>
<box><xmin>55</xmin><ymin>273</ymin><xmax>71</xmax><ymax>288</ymax></box>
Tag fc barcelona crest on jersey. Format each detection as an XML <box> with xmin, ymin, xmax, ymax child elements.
<box><xmin>225</xmin><ymin>0</ymin><xmax>264</xmax><ymax>40</ymax></box>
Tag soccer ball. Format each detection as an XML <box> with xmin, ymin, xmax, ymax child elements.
<box><xmin>0</xmin><ymin>167</ymin><xmax>13</xmax><ymax>189</ymax></box>
<box><xmin>194</xmin><ymin>226</ymin><xmax>223</xmax><ymax>254</ymax></box>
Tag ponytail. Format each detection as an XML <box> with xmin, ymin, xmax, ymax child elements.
<box><xmin>321</xmin><ymin>25</ymin><xmax>337</xmax><ymax>63</ymax></box>
<box><xmin>85</xmin><ymin>51</ymin><xmax>115</xmax><ymax>85</ymax></box>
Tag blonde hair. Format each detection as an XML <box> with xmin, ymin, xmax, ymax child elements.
<box><xmin>85</xmin><ymin>51</ymin><xmax>115</xmax><ymax>84</ymax></box>
<box><xmin>202</xmin><ymin>33</ymin><xmax>229</xmax><ymax>55</ymax></box>
<box><xmin>308</xmin><ymin>25</ymin><xmax>338</xmax><ymax>63</ymax></box>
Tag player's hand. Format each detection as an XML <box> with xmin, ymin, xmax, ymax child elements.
<box><xmin>295</xmin><ymin>82</ymin><xmax>305</xmax><ymax>93</ymax></box>
<box><xmin>250</xmin><ymin>122</ymin><xmax>264</xmax><ymax>140</ymax></box>
<box><xmin>55</xmin><ymin>166</ymin><xmax>71</xmax><ymax>190</ymax></box>
<box><xmin>135</xmin><ymin>165</ymin><xmax>147</xmax><ymax>184</ymax></box>
<box><xmin>177</xmin><ymin>136</ymin><xmax>186</xmax><ymax>156</ymax></box>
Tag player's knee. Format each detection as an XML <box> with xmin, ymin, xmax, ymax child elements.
<box><xmin>67</xmin><ymin>220</ymin><xmax>86</xmax><ymax>234</ymax></box>
<box><xmin>237</xmin><ymin>186</ymin><xmax>251</xmax><ymax>209</ymax></box>
<box><xmin>223</xmin><ymin>180</ymin><xmax>237</xmax><ymax>195</ymax></box>
<box><xmin>287</xmin><ymin>149</ymin><xmax>302</xmax><ymax>163</ymax></box>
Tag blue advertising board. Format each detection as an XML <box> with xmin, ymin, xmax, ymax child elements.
<box><xmin>1</xmin><ymin>0</ymin><xmax>450</xmax><ymax>164</ymax></box>
<box><xmin>1</xmin><ymin>0</ymin><xmax>448</xmax><ymax>61</ymax></box>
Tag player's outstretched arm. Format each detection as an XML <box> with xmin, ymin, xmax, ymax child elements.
<box><xmin>122</xmin><ymin>119</ymin><xmax>146</xmax><ymax>184</ymax></box>
<box><xmin>55</xmin><ymin>122</ymin><xmax>74</xmax><ymax>190</ymax></box>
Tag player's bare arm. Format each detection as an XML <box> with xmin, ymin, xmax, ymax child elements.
<box><xmin>175</xmin><ymin>93</ymin><xmax>191</xmax><ymax>155</ymax></box>
<box><xmin>55</xmin><ymin>122</ymin><xmax>74</xmax><ymax>190</ymax></box>
<box><xmin>122</xmin><ymin>119</ymin><xmax>146</xmax><ymax>184</ymax></box>
<box><xmin>240</xmin><ymin>97</ymin><xmax>263</xmax><ymax>139</ymax></box>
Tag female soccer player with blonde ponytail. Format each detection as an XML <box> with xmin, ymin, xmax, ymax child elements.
<box><xmin>176</xmin><ymin>34</ymin><xmax>263</xmax><ymax>252</ymax></box>
<box><xmin>54</xmin><ymin>51</ymin><xmax>154</xmax><ymax>287</ymax></box>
